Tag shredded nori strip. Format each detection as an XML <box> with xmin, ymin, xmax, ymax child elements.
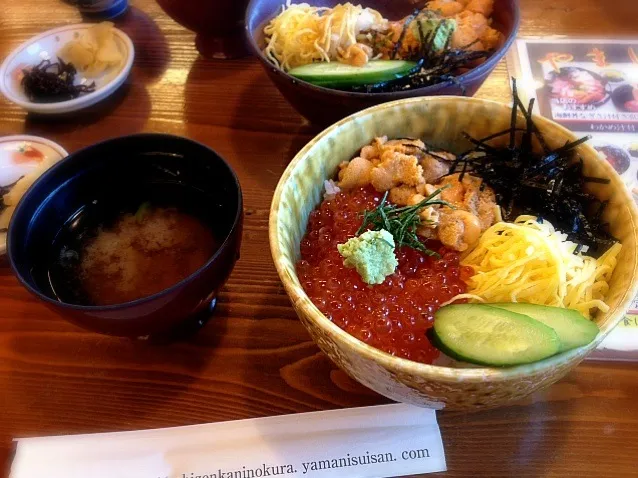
<box><xmin>21</xmin><ymin>58</ymin><xmax>95</xmax><ymax>103</ymax></box>
<box><xmin>391</xmin><ymin>9</ymin><xmax>420</xmax><ymax>60</ymax></box>
<box><xmin>451</xmin><ymin>79</ymin><xmax>617</xmax><ymax>255</ymax></box>
<box><xmin>387</xmin><ymin>138</ymin><xmax>455</xmax><ymax>162</ymax></box>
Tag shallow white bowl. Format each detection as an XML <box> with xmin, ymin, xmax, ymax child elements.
<box><xmin>0</xmin><ymin>24</ymin><xmax>134</xmax><ymax>114</ymax></box>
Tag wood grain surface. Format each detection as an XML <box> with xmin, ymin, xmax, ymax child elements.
<box><xmin>1</xmin><ymin>1</ymin><xmax>638</xmax><ymax>477</ymax></box>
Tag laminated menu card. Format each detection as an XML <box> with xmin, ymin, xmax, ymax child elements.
<box><xmin>507</xmin><ymin>37</ymin><xmax>638</xmax><ymax>361</ymax></box>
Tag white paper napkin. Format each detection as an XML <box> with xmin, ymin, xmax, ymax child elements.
<box><xmin>10</xmin><ymin>403</ymin><xmax>446</xmax><ymax>478</ymax></box>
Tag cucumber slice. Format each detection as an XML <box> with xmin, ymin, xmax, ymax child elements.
<box><xmin>433</xmin><ymin>304</ymin><xmax>562</xmax><ymax>366</ymax></box>
<box><xmin>489</xmin><ymin>303</ymin><xmax>599</xmax><ymax>352</ymax></box>
<box><xmin>288</xmin><ymin>60</ymin><xmax>418</xmax><ymax>88</ymax></box>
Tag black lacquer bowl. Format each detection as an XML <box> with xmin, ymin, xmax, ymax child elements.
<box><xmin>8</xmin><ymin>134</ymin><xmax>243</xmax><ymax>337</ymax></box>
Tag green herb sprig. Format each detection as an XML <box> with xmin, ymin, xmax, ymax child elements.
<box><xmin>356</xmin><ymin>186</ymin><xmax>454</xmax><ymax>256</ymax></box>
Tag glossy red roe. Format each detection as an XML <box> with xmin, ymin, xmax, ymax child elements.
<box><xmin>296</xmin><ymin>186</ymin><xmax>471</xmax><ymax>364</ymax></box>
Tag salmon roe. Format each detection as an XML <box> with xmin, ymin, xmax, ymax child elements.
<box><xmin>297</xmin><ymin>186</ymin><xmax>472</xmax><ymax>364</ymax></box>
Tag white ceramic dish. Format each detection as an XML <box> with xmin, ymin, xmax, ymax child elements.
<box><xmin>0</xmin><ymin>24</ymin><xmax>134</xmax><ymax>114</ymax></box>
<box><xmin>0</xmin><ymin>135</ymin><xmax>68</xmax><ymax>255</ymax></box>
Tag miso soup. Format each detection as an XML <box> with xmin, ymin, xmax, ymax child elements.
<box><xmin>50</xmin><ymin>204</ymin><xmax>218</xmax><ymax>306</ymax></box>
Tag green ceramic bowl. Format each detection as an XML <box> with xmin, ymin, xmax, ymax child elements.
<box><xmin>269</xmin><ymin>96</ymin><xmax>638</xmax><ymax>410</ymax></box>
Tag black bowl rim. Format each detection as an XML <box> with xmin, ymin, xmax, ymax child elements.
<box><xmin>7</xmin><ymin>133</ymin><xmax>243</xmax><ymax>312</ymax></box>
<box><xmin>245</xmin><ymin>0</ymin><xmax>520</xmax><ymax>99</ymax></box>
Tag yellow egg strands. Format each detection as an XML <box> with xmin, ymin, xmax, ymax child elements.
<box><xmin>263</xmin><ymin>2</ymin><xmax>384</xmax><ymax>71</ymax></box>
<box><xmin>455</xmin><ymin>215</ymin><xmax>621</xmax><ymax>318</ymax></box>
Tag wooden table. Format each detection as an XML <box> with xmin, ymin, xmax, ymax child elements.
<box><xmin>1</xmin><ymin>1</ymin><xmax>637</xmax><ymax>476</ymax></box>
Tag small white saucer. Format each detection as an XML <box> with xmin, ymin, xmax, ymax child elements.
<box><xmin>0</xmin><ymin>24</ymin><xmax>134</xmax><ymax>114</ymax></box>
<box><xmin>0</xmin><ymin>135</ymin><xmax>68</xmax><ymax>255</ymax></box>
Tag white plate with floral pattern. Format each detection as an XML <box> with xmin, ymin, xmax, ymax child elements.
<box><xmin>0</xmin><ymin>135</ymin><xmax>68</xmax><ymax>254</ymax></box>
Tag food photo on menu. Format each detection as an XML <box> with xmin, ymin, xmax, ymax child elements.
<box><xmin>1</xmin><ymin>0</ymin><xmax>638</xmax><ymax>477</ymax></box>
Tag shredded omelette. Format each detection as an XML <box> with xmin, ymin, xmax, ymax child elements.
<box><xmin>446</xmin><ymin>215</ymin><xmax>622</xmax><ymax>318</ymax></box>
<box><xmin>263</xmin><ymin>2</ymin><xmax>384</xmax><ymax>70</ymax></box>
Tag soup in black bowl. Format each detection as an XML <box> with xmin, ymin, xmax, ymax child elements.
<box><xmin>8</xmin><ymin>134</ymin><xmax>243</xmax><ymax>337</ymax></box>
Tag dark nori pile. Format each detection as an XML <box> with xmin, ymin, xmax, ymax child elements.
<box><xmin>21</xmin><ymin>58</ymin><xmax>96</xmax><ymax>103</ymax></box>
<box><xmin>449</xmin><ymin>79</ymin><xmax>617</xmax><ymax>255</ymax></box>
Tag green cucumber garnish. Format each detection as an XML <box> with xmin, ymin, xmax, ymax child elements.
<box><xmin>488</xmin><ymin>303</ymin><xmax>599</xmax><ymax>352</ymax></box>
<box><xmin>433</xmin><ymin>304</ymin><xmax>562</xmax><ymax>366</ymax></box>
<box><xmin>289</xmin><ymin>60</ymin><xmax>418</xmax><ymax>88</ymax></box>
